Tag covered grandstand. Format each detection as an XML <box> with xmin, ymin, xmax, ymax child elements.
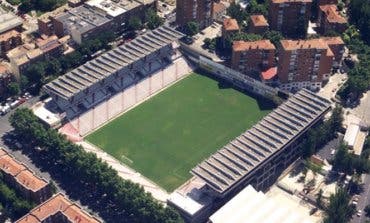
<box><xmin>43</xmin><ymin>26</ymin><xmax>184</xmax><ymax>118</ymax></box>
<box><xmin>191</xmin><ymin>89</ymin><xmax>331</xmax><ymax>197</ymax></box>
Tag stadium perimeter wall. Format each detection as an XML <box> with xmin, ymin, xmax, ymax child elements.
<box><xmin>68</xmin><ymin>57</ymin><xmax>193</xmax><ymax>136</ymax></box>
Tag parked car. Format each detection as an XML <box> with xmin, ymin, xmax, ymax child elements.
<box><xmin>1</xmin><ymin>104</ymin><xmax>10</xmax><ymax>115</ymax></box>
<box><xmin>10</xmin><ymin>100</ymin><xmax>20</xmax><ymax>109</ymax></box>
<box><xmin>357</xmin><ymin>210</ymin><xmax>362</xmax><ymax>217</ymax></box>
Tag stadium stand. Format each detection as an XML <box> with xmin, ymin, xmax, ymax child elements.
<box><xmin>43</xmin><ymin>26</ymin><xmax>184</xmax><ymax>118</ymax></box>
<box><xmin>191</xmin><ymin>89</ymin><xmax>331</xmax><ymax>197</ymax></box>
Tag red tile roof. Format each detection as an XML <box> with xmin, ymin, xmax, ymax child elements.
<box><xmin>280</xmin><ymin>39</ymin><xmax>328</xmax><ymax>50</ymax></box>
<box><xmin>321</xmin><ymin>36</ymin><xmax>345</xmax><ymax>45</ymax></box>
<box><xmin>0</xmin><ymin>154</ymin><xmax>26</xmax><ymax>177</ymax></box>
<box><xmin>0</xmin><ymin>149</ymin><xmax>49</xmax><ymax>192</ymax></box>
<box><xmin>16</xmin><ymin>194</ymin><xmax>101</xmax><ymax>223</ymax></box>
<box><xmin>261</xmin><ymin>67</ymin><xmax>278</xmax><ymax>80</ymax></box>
<box><xmin>233</xmin><ymin>40</ymin><xmax>275</xmax><ymax>51</ymax></box>
<box><xmin>223</xmin><ymin>18</ymin><xmax>239</xmax><ymax>31</ymax></box>
<box><xmin>319</xmin><ymin>4</ymin><xmax>347</xmax><ymax>24</ymax></box>
<box><xmin>213</xmin><ymin>2</ymin><xmax>227</xmax><ymax>14</ymax></box>
<box><xmin>272</xmin><ymin>0</ymin><xmax>312</xmax><ymax>3</ymax></box>
<box><xmin>250</xmin><ymin>15</ymin><xmax>268</xmax><ymax>27</ymax></box>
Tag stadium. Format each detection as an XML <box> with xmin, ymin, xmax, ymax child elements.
<box><xmin>41</xmin><ymin>25</ymin><xmax>332</xmax><ymax>221</ymax></box>
<box><xmin>42</xmin><ymin>25</ymin><xmax>274</xmax><ymax>192</ymax></box>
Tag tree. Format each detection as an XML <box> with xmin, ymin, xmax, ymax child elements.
<box><xmin>263</xmin><ymin>31</ymin><xmax>283</xmax><ymax>46</ymax></box>
<box><xmin>333</xmin><ymin>143</ymin><xmax>370</xmax><ymax>175</ymax></box>
<box><xmin>7</xmin><ymin>82</ymin><xmax>20</xmax><ymax>96</ymax></box>
<box><xmin>46</xmin><ymin>58</ymin><xmax>61</xmax><ymax>76</ymax></box>
<box><xmin>36</xmin><ymin>0</ymin><xmax>58</xmax><ymax>11</ymax></box>
<box><xmin>20</xmin><ymin>75</ymin><xmax>29</xmax><ymax>90</ymax></box>
<box><xmin>348</xmin><ymin>0</ymin><xmax>370</xmax><ymax>44</ymax></box>
<box><xmin>316</xmin><ymin>189</ymin><xmax>323</xmax><ymax>208</ymax></box>
<box><xmin>324</xmin><ymin>188</ymin><xmax>356</xmax><ymax>223</ymax></box>
<box><xmin>328</xmin><ymin>105</ymin><xmax>343</xmax><ymax>134</ymax></box>
<box><xmin>184</xmin><ymin>21</ymin><xmax>199</xmax><ymax>36</ymax></box>
<box><xmin>227</xmin><ymin>3</ymin><xmax>247</xmax><ymax>23</ymax></box>
<box><xmin>9</xmin><ymin>108</ymin><xmax>183</xmax><ymax>223</ymax></box>
<box><xmin>365</xmin><ymin>204</ymin><xmax>370</xmax><ymax>217</ymax></box>
<box><xmin>145</xmin><ymin>9</ymin><xmax>164</xmax><ymax>30</ymax></box>
<box><xmin>25</xmin><ymin>62</ymin><xmax>46</xmax><ymax>85</ymax></box>
<box><xmin>248</xmin><ymin>0</ymin><xmax>268</xmax><ymax>15</ymax></box>
<box><xmin>332</xmin><ymin>143</ymin><xmax>353</xmax><ymax>174</ymax></box>
<box><xmin>128</xmin><ymin>16</ymin><xmax>143</xmax><ymax>31</ymax></box>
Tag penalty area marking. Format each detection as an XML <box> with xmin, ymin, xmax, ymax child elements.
<box><xmin>121</xmin><ymin>155</ymin><xmax>133</xmax><ymax>165</ymax></box>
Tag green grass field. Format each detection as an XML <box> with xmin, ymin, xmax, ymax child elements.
<box><xmin>86</xmin><ymin>73</ymin><xmax>272</xmax><ymax>191</ymax></box>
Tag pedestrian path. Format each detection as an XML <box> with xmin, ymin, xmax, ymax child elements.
<box><xmin>77</xmin><ymin>141</ymin><xmax>169</xmax><ymax>203</ymax></box>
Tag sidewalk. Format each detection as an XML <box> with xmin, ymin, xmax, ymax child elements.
<box><xmin>77</xmin><ymin>141</ymin><xmax>169</xmax><ymax>203</ymax></box>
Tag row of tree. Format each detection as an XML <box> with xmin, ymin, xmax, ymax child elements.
<box><xmin>9</xmin><ymin>108</ymin><xmax>182</xmax><ymax>223</ymax></box>
<box><xmin>0</xmin><ymin>174</ymin><xmax>35</xmax><ymax>221</ymax></box>
<box><xmin>18</xmin><ymin>0</ymin><xmax>66</xmax><ymax>13</ymax></box>
<box><xmin>337</xmin><ymin>0</ymin><xmax>370</xmax><ymax>103</ymax></box>
<box><xmin>301</xmin><ymin>105</ymin><xmax>343</xmax><ymax>158</ymax></box>
<box><xmin>127</xmin><ymin>9</ymin><xmax>164</xmax><ymax>31</ymax></box>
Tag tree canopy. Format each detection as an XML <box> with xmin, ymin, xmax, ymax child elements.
<box><xmin>18</xmin><ymin>0</ymin><xmax>66</xmax><ymax>13</ymax></box>
<box><xmin>332</xmin><ymin>143</ymin><xmax>370</xmax><ymax>175</ymax></box>
<box><xmin>324</xmin><ymin>188</ymin><xmax>356</xmax><ymax>223</ymax></box>
<box><xmin>349</xmin><ymin>0</ymin><xmax>370</xmax><ymax>44</ymax></box>
<box><xmin>184</xmin><ymin>21</ymin><xmax>199</xmax><ymax>36</ymax></box>
<box><xmin>145</xmin><ymin>9</ymin><xmax>164</xmax><ymax>30</ymax></box>
<box><xmin>301</xmin><ymin>105</ymin><xmax>343</xmax><ymax>158</ymax></box>
<box><xmin>9</xmin><ymin>108</ymin><xmax>183</xmax><ymax>223</ymax></box>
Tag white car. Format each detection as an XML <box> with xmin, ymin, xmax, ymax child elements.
<box><xmin>357</xmin><ymin>210</ymin><xmax>362</xmax><ymax>217</ymax></box>
<box><xmin>330</xmin><ymin>149</ymin><xmax>336</xmax><ymax>155</ymax></box>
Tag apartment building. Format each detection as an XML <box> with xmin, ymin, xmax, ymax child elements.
<box><xmin>16</xmin><ymin>193</ymin><xmax>102</xmax><ymax>223</ymax></box>
<box><xmin>318</xmin><ymin>4</ymin><xmax>347</xmax><ymax>34</ymax></box>
<box><xmin>277</xmin><ymin>39</ymin><xmax>334</xmax><ymax>91</ymax></box>
<box><xmin>53</xmin><ymin>5</ymin><xmax>111</xmax><ymax>44</ymax></box>
<box><xmin>0</xmin><ymin>8</ymin><xmax>23</xmax><ymax>35</ymax></box>
<box><xmin>0</xmin><ymin>65</ymin><xmax>12</xmax><ymax>96</ymax></box>
<box><xmin>84</xmin><ymin>0</ymin><xmax>156</xmax><ymax>31</ymax></box>
<box><xmin>222</xmin><ymin>18</ymin><xmax>239</xmax><ymax>46</ymax></box>
<box><xmin>268</xmin><ymin>0</ymin><xmax>312</xmax><ymax>37</ymax></box>
<box><xmin>0</xmin><ymin>30</ymin><xmax>22</xmax><ymax>57</ymax></box>
<box><xmin>0</xmin><ymin>149</ymin><xmax>51</xmax><ymax>203</ymax></box>
<box><xmin>39</xmin><ymin>0</ymin><xmax>156</xmax><ymax>43</ymax></box>
<box><xmin>248</xmin><ymin>15</ymin><xmax>269</xmax><ymax>35</ymax></box>
<box><xmin>322</xmin><ymin>36</ymin><xmax>345</xmax><ymax>68</ymax></box>
<box><xmin>231</xmin><ymin>40</ymin><xmax>276</xmax><ymax>78</ymax></box>
<box><xmin>7</xmin><ymin>35</ymin><xmax>64</xmax><ymax>77</ymax></box>
<box><xmin>213</xmin><ymin>1</ymin><xmax>227</xmax><ymax>22</ymax></box>
<box><xmin>176</xmin><ymin>0</ymin><xmax>213</xmax><ymax>29</ymax></box>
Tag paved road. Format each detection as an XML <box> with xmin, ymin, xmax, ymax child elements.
<box><xmin>0</xmin><ymin>96</ymin><xmax>57</xmax><ymax>187</ymax></box>
<box><xmin>351</xmin><ymin>174</ymin><xmax>370</xmax><ymax>223</ymax></box>
<box><xmin>316</xmin><ymin>134</ymin><xmax>343</xmax><ymax>161</ymax></box>
<box><xmin>352</xmin><ymin>91</ymin><xmax>370</xmax><ymax>126</ymax></box>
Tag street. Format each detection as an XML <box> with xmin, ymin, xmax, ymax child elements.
<box><xmin>352</xmin><ymin>174</ymin><xmax>370</xmax><ymax>223</ymax></box>
<box><xmin>0</xmin><ymin>96</ymin><xmax>54</xmax><ymax>182</ymax></box>
<box><xmin>352</xmin><ymin>91</ymin><xmax>370</xmax><ymax>126</ymax></box>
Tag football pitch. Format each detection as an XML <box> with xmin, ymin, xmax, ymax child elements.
<box><xmin>86</xmin><ymin>73</ymin><xmax>273</xmax><ymax>191</ymax></box>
